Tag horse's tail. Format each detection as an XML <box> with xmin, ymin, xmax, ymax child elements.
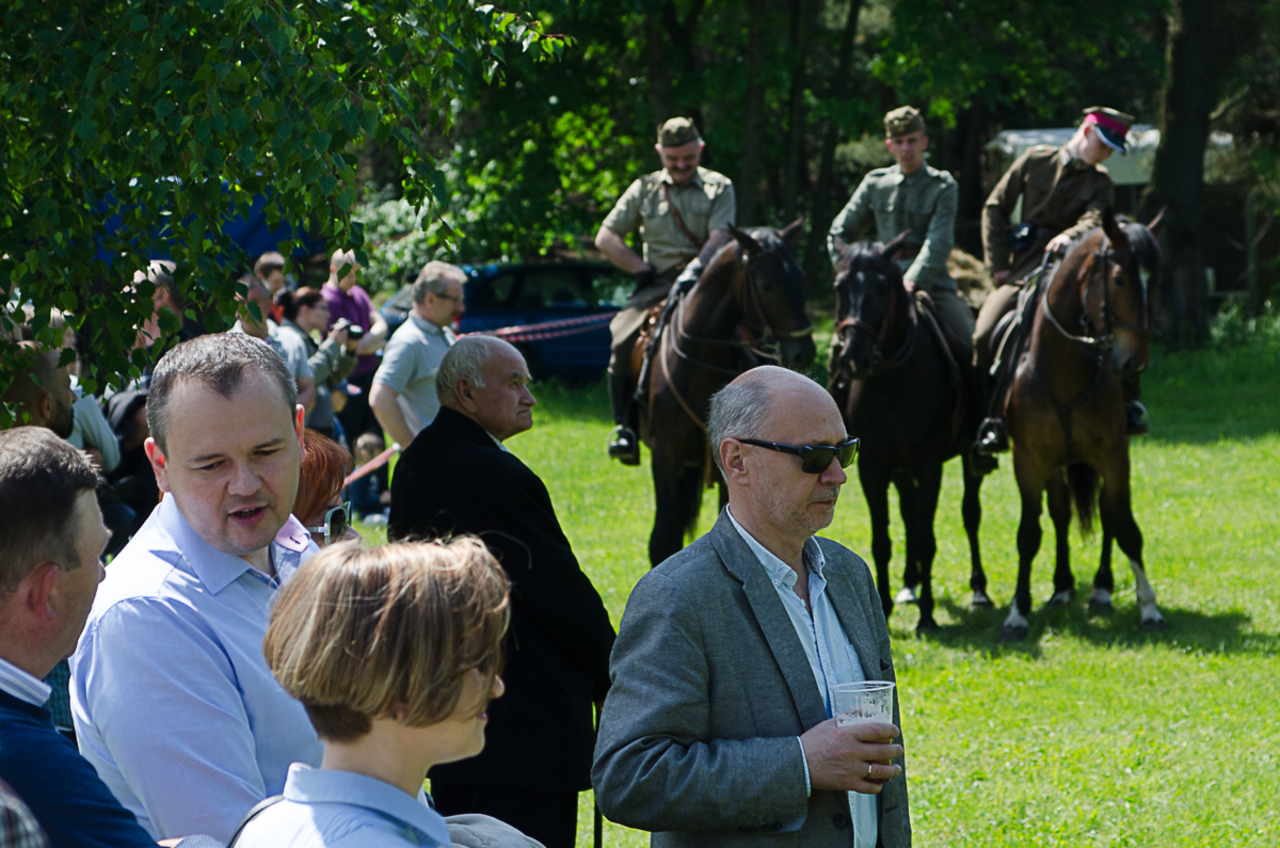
<box><xmin>1067</xmin><ymin>462</ymin><xmax>1098</xmax><ymax>537</ymax></box>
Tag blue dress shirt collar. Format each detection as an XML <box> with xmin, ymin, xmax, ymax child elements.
<box><xmin>0</xmin><ymin>656</ymin><xmax>51</xmax><ymax>708</ymax></box>
<box><xmin>283</xmin><ymin>764</ymin><xmax>451</xmax><ymax>846</ymax></box>
<box><xmin>153</xmin><ymin>495</ymin><xmax>312</xmax><ymax>594</ymax></box>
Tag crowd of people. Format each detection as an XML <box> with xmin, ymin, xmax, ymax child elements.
<box><xmin>0</xmin><ymin>102</ymin><xmax>1146</xmax><ymax>848</ymax></box>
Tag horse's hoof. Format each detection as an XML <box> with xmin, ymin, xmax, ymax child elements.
<box><xmin>970</xmin><ymin>591</ymin><xmax>994</xmax><ymax>609</ymax></box>
<box><xmin>1000</xmin><ymin>623</ymin><xmax>1030</xmax><ymax>642</ymax></box>
<box><xmin>916</xmin><ymin>618</ymin><xmax>940</xmax><ymax>635</ymax></box>
<box><xmin>895</xmin><ymin>587</ymin><xmax>919</xmax><ymax>605</ymax></box>
<box><xmin>1047</xmin><ymin>589</ymin><xmax>1074</xmax><ymax>606</ymax></box>
<box><xmin>1087</xmin><ymin>598</ymin><xmax>1114</xmax><ymax>615</ymax></box>
<box><xmin>1140</xmin><ymin>616</ymin><xmax>1168</xmax><ymax>634</ymax></box>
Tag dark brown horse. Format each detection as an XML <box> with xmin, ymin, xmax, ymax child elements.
<box><xmin>828</xmin><ymin>236</ymin><xmax>987</xmax><ymax>633</ymax></box>
<box><xmin>641</xmin><ymin>222</ymin><xmax>816</xmax><ymax>566</ymax></box>
<box><xmin>992</xmin><ymin>210</ymin><xmax>1166</xmax><ymax>640</ymax></box>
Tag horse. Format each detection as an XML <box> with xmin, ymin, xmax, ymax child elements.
<box><xmin>640</xmin><ymin>222</ymin><xmax>816</xmax><ymax>566</ymax></box>
<box><xmin>827</xmin><ymin>235</ymin><xmax>988</xmax><ymax>633</ymax></box>
<box><xmin>992</xmin><ymin>209</ymin><xmax>1166</xmax><ymax>640</ymax></box>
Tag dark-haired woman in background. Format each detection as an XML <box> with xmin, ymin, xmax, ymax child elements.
<box><xmin>275</xmin><ymin>288</ymin><xmax>357</xmax><ymax>441</ymax></box>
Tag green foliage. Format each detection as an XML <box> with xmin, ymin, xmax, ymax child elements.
<box><xmin>0</xmin><ymin>0</ymin><xmax>567</xmax><ymax>415</ymax></box>
<box><xmin>1207</xmin><ymin>299</ymin><xmax>1280</xmax><ymax>350</ymax></box>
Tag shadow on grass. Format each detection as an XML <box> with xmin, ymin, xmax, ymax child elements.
<box><xmin>912</xmin><ymin>590</ymin><xmax>1280</xmax><ymax>658</ymax></box>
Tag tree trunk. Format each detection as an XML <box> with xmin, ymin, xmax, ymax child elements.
<box><xmin>955</xmin><ymin>100</ymin><xmax>987</xmax><ymax>256</ymax></box>
<box><xmin>737</xmin><ymin>0</ymin><xmax>768</xmax><ymax>225</ymax></box>
<box><xmin>782</xmin><ymin>0</ymin><xmax>819</xmax><ymax>223</ymax></box>
<box><xmin>1142</xmin><ymin>0</ymin><xmax>1217</xmax><ymax>342</ymax></box>
<box><xmin>803</xmin><ymin>0</ymin><xmax>864</xmax><ymax>279</ymax></box>
<box><xmin>645</xmin><ymin>16</ymin><xmax>672</xmax><ymax>129</ymax></box>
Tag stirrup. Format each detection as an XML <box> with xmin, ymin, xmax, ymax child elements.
<box><xmin>1125</xmin><ymin>401</ymin><xmax>1150</xmax><ymax>436</ymax></box>
<box><xmin>976</xmin><ymin>417</ymin><xmax>1009</xmax><ymax>455</ymax></box>
<box><xmin>608</xmin><ymin>425</ymin><xmax>640</xmax><ymax>466</ymax></box>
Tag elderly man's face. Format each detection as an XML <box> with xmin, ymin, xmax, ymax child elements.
<box><xmin>146</xmin><ymin>373</ymin><xmax>304</xmax><ymax>565</ymax></box>
<box><xmin>469</xmin><ymin>346</ymin><xmax>536</xmax><ymax>441</ymax></box>
<box><xmin>655</xmin><ymin>139</ymin><xmax>703</xmax><ymax>185</ymax></box>
<box><xmin>741</xmin><ymin>385</ymin><xmax>849</xmax><ymax>542</ymax></box>
<box><xmin>421</xmin><ymin>278</ymin><xmax>466</xmax><ymax>329</ymax></box>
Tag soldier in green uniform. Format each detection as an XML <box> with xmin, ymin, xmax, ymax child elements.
<box><xmin>595</xmin><ymin>117</ymin><xmax>736</xmax><ymax>465</ymax></box>
<box><xmin>827</xmin><ymin>105</ymin><xmax>975</xmax><ymax>352</ymax></box>
<box><xmin>974</xmin><ymin>106</ymin><xmax>1147</xmax><ymax>455</ymax></box>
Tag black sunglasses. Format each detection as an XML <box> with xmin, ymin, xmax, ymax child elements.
<box><xmin>306</xmin><ymin>502</ymin><xmax>351</xmax><ymax>545</ymax></box>
<box><xmin>737</xmin><ymin>436</ymin><xmax>860</xmax><ymax>474</ymax></box>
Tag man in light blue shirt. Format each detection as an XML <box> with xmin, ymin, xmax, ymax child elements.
<box><xmin>370</xmin><ymin>261</ymin><xmax>466</xmax><ymax>450</ymax></box>
<box><xmin>594</xmin><ymin>366</ymin><xmax>910</xmax><ymax>847</ymax></box>
<box><xmin>71</xmin><ymin>333</ymin><xmax>323</xmax><ymax>843</ymax></box>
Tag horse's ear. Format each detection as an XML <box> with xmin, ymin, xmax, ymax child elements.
<box><xmin>780</xmin><ymin>218</ymin><xmax>804</xmax><ymax>245</ymax></box>
<box><xmin>881</xmin><ymin>230</ymin><xmax>911</xmax><ymax>261</ymax></box>
<box><xmin>1146</xmin><ymin>205</ymin><xmax>1167</xmax><ymax>238</ymax></box>
<box><xmin>729</xmin><ymin>225</ymin><xmax>762</xmax><ymax>258</ymax></box>
<box><xmin>1102</xmin><ymin>206</ymin><xmax>1127</xmax><ymax>247</ymax></box>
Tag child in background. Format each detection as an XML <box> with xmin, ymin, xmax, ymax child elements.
<box><xmin>350</xmin><ymin>432</ymin><xmax>392</xmax><ymax>522</ymax></box>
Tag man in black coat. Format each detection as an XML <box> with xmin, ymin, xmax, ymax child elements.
<box><xmin>389</xmin><ymin>335</ymin><xmax>616</xmax><ymax>848</ymax></box>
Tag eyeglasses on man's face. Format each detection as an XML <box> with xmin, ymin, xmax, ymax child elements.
<box><xmin>736</xmin><ymin>436</ymin><xmax>859</xmax><ymax>474</ymax></box>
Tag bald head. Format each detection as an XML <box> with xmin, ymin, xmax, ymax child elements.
<box><xmin>2</xmin><ymin>343</ymin><xmax>75</xmax><ymax>439</ymax></box>
<box><xmin>707</xmin><ymin>366</ymin><xmax>839</xmax><ymax>474</ymax></box>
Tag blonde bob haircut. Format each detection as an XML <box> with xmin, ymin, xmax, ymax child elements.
<box><xmin>264</xmin><ymin>537</ymin><xmax>511</xmax><ymax>743</ymax></box>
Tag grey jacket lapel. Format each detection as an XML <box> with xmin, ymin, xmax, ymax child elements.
<box><xmin>707</xmin><ymin>510</ymin><xmax>828</xmax><ymax>729</ymax></box>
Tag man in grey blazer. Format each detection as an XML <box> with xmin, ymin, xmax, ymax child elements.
<box><xmin>593</xmin><ymin>366</ymin><xmax>910</xmax><ymax>847</ymax></box>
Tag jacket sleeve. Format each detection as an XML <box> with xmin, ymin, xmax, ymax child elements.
<box><xmin>592</xmin><ymin>570</ymin><xmax>809</xmax><ymax>832</ymax></box>
<box><xmin>1060</xmin><ymin>173</ymin><xmax>1115</xmax><ymax>242</ymax></box>
<box><xmin>982</xmin><ymin>152</ymin><xmax>1028</xmax><ymax>274</ymax></box>
<box><xmin>309</xmin><ymin>337</ymin><xmax>356</xmax><ymax>386</ymax></box>
<box><xmin>827</xmin><ymin>178</ymin><xmax>874</xmax><ymax>265</ymax></box>
<box><xmin>483</xmin><ymin>466</ymin><xmax>616</xmax><ymax>700</ymax></box>
<box><xmin>905</xmin><ymin>177</ymin><xmax>957</xmax><ymax>286</ymax></box>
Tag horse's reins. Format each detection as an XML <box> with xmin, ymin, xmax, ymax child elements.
<box><xmin>835</xmin><ymin>273</ymin><xmax>918</xmax><ymax>372</ymax></box>
<box><xmin>1034</xmin><ymin>236</ymin><xmax>1148</xmax><ymax>458</ymax></box>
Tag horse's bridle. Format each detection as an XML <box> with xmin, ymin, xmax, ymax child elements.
<box><xmin>834</xmin><ymin>269</ymin><xmax>917</xmax><ymax>373</ymax></box>
<box><xmin>1041</xmin><ymin>238</ymin><xmax>1149</xmax><ymax>357</ymax></box>
<box><xmin>671</xmin><ymin>241</ymin><xmax>813</xmax><ymax>372</ymax></box>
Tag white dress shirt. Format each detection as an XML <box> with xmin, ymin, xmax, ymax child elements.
<box><xmin>728</xmin><ymin>508</ymin><xmax>878</xmax><ymax>848</ymax></box>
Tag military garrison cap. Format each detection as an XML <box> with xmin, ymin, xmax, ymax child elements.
<box><xmin>657</xmin><ymin>117</ymin><xmax>701</xmax><ymax>147</ymax></box>
<box><xmin>884</xmin><ymin>106</ymin><xmax>926</xmax><ymax>138</ymax></box>
<box><xmin>1082</xmin><ymin>106</ymin><xmax>1135</xmax><ymax>153</ymax></box>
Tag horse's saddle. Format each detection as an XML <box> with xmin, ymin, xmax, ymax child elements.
<box><xmin>630</xmin><ymin>303</ymin><xmax>665</xmax><ymax>380</ymax></box>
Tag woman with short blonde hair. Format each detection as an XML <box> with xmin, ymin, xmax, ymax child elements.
<box><xmin>231</xmin><ymin>537</ymin><xmax>519</xmax><ymax>847</ymax></box>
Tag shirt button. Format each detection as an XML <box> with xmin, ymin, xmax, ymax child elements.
<box><xmin>832</xmin><ymin>812</ymin><xmax>850</xmax><ymax>829</ymax></box>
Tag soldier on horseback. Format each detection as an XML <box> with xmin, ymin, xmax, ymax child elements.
<box><xmin>595</xmin><ymin>117</ymin><xmax>736</xmax><ymax>465</ymax></box>
<box><xmin>826</xmin><ymin>106</ymin><xmax>976</xmax><ymax>354</ymax></box>
<box><xmin>974</xmin><ymin>106</ymin><xmax>1148</xmax><ymax>457</ymax></box>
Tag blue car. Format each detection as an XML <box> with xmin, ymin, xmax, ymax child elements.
<box><xmin>379</xmin><ymin>261</ymin><xmax>631</xmax><ymax>381</ymax></box>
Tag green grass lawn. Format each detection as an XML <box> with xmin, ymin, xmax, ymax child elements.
<box><xmin>359</xmin><ymin>339</ymin><xmax>1280</xmax><ymax>847</ymax></box>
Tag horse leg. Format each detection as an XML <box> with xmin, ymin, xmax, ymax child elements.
<box><xmin>1089</xmin><ymin>528</ymin><xmax>1115</xmax><ymax>613</ymax></box>
<box><xmin>894</xmin><ymin>472</ymin><xmax>919</xmax><ymax>605</ymax></box>
<box><xmin>648</xmin><ymin>447</ymin><xmax>688</xmax><ymax>567</ymax></box>
<box><xmin>910</xmin><ymin>463</ymin><xmax>944</xmax><ymax>633</ymax></box>
<box><xmin>859</xmin><ymin>460</ymin><xmax>895</xmax><ymax>619</ymax></box>
<box><xmin>961</xmin><ymin>451</ymin><xmax>992</xmax><ymax>608</ymax></box>
<box><xmin>1100</xmin><ymin>456</ymin><xmax>1167</xmax><ymax>631</ymax></box>
<box><xmin>1003</xmin><ymin>452</ymin><xmax>1047</xmax><ymax>641</ymax></box>
<box><xmin>1045</xmin><ymin>470</ymin><xmax>1076</xmax><ymax>605</ymax></box>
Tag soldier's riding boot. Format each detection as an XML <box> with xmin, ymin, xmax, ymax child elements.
<box><xmin>1123</xmin><ymin>372</ymin><xmax>1150</xmax><ymax>436</ymax></box>
<box><xmin>607</xmin><ymin>367</ymin><xmax>640</xmax><ymax>465</ymax></box>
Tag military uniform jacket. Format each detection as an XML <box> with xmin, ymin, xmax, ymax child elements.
<box><xmin>982</xmin><ymin>144</ymin><xmax>1115</xmax><ymax>279</ymax></box>
<box><xmin>603</xmin><ymin>167</ymin><xmax>736</xmax><ymax>274</ymax></box>
<box><xmin>827</xmin><ymin>162</ymin><xmax>958</xmax><ymax>292</ymax></box>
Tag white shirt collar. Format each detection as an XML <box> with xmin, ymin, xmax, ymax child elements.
<box><xmin>0</xmin><ymin>655</ymin><xmax>52</xmax><ymax>708</ymax></box>
<box><xmin>726</xmin><ymin>507</ymin><xmax>826</xmax><ymax>590</ymax></box>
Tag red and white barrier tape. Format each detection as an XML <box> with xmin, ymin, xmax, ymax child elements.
<box><xmin>468</xmin><ymin>310</ymin><xmax>618</xmax><ymax>343</ymax></box>
<box><xmin>344</xmin><ymin>443</ymin><xmax>401</xmax><ymax>486</ymax></box>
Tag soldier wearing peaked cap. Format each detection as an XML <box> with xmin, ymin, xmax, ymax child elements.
<box><xmin>973</xmin><ymin>106</ymin><xmax>1148</xmax><ymax>458</ymax></box>
<box><xmin>827</xmin><ymin>105</ymin><xmax>976</xmax><ymax>353</ymax></box>
<box><xmin>595</xmin><ymin>117</ymin><xmax>736</xmax><ymax>466</ymax></box>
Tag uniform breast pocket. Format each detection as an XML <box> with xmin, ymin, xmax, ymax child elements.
<box><xmin>873</xmin><ymin>194</ymin><xmax>896</xmax><ymax>214</ymax></box>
